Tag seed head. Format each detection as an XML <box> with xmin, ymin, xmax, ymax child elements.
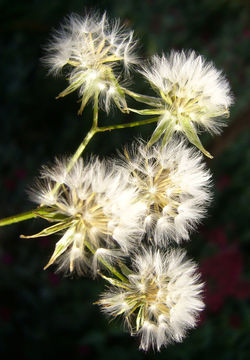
<box><xmin>27</xmin><ymin>157</ymin><xmax>146</xmax><ymax>275</ymax></box>
<box><xmin>140</xmin><ymin>50</ymin><xmax>233</xmax><ymax>157</ymax></box>
<box><xmin>44</xmin><ymin>12</ymin><xmax>138</xmax><ymax>114</ymax></box>
<box><xmin>121</xmin><ymin>139</ymin><xmax>212</xmax><ymax>243</ymax></box>
<box><xmin>98</xmin><ymin>248</ymin><xmax>204</xmax><ymax>351</ymax></box>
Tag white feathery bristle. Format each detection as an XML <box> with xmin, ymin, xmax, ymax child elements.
<box><xmin>43</xmin><ymin>12</ymin><xmax>138</xmax><ymax>113</ymax></box>
<box><xmin>30</xmin><ymin>156</ymin><xmax>146</xmax><ymax>275</ymax></box>
<box><xmin>99</xmin><ymin>248</ymin><xmax>204</xmax><ymax>351</ymax></box>
<box><xmin>140</xmin><ymin>50</ymin><xmax>233</xmax><ymax>135</ymax></box>
<box><xmin>119</xmin><ymin>138</ymin><xmax>212</xmax><ymax>244</ymax></box>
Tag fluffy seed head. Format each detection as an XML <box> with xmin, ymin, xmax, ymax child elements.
<box><xmin>29</xmin><ymin>157</ymin><xmax>145</xmax><ymax>275</ymax></box>
<box><xmin>44</xmin><ymin>12</ymin><xmax>138</xmax><ymax>113</ymax></box>
<box><xmin>121</xmin><ymin>139</ymin><xmax>212</xmax><ymax>243</ymax></box>
<box><xmin>98</xmin><ymin>248</ymin><xmax>204</xmax><ymax>351</ymax></box>
<box><xmin>140</xmin><ymin>50</ymin><xmax>233</xmax><ymax>155</ymax></box>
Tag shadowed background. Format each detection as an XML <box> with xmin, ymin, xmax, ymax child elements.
<box><xmin>0</xmin><ymin>0</ymin><xmax>250</xmax><ymax>359</ymax></box>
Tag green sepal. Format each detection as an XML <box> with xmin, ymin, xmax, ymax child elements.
<box><xmin>34</xmin><ymin>208</ymin><xmax>68</xmax><ymax>222</ymax></box>
<box><xmin>148</xmin><ymin>117</ymin><xmax>174</xmax><ymax>147</ymax></box>
<box><xmin>20</xmin><ymin>219</ymin><xmax>74</xmax><ymax>239</ymax></box>
<box><xmin>161</xmin><ymin>121</ymin><xmax>175</xmax><ymax>148</ymax></box>
<box><xmin>97</xmin><ymin>272</ymin><xmax>130</xmax><ymax>290</ymax></box>
<box><xmin>124</xmin><ymin>89</ymin><xmax>163</xmax><ymax>107</ymax></box>
<box><xmin>77</xmin><ymin>92</ymin><xmax>93</xmax><ymax>115</ymax></box>
<box><xmin>136</xmin><ymin>305</ymin><xmax>145</xmax><ymax>331</ymax></box>
<box><xmin>180</xmin><ymin>116</ymin><xmax>213</xmax><ymax>159</ymax></box>
<box><xmin>128</xmin><ymin>108</ymin><xmax>164</xmax><ymax>116</ymax></box>
<box><xmin>118</xmin><ymin>261</ymin><xmax>133</xmax><ymax>277</ymax></box>
<box><xmin>44</xmin><ymin>224</ymin><xmax>76</xmax><ymax>269</ymax></box>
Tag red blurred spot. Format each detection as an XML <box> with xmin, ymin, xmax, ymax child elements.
<box><xmin>1</xmin><ymin>253</ymin><xmax>14</xmax><ymax>265</ymax></box>
<box><xmin>229</xmin><ymin>315</ymin><xmax>241</xmax><ymax>329</ymax></box>
<box><xmin>78</xmin><ymin>345</ymin><xmax>92</xmax><ymax>355</ymax></box>
<box><xmin>48</xmin><ymin>272</ymin><xmax>60</xmax><ymax>286</ymax></box>
<box><xmin>206</xmin><ymin>227</ymin><xmax>227</xmax><ymax>247</ymax></box>
<box><xmin>216</xmin><ymin>175</ymin><xmax>230</xmax><ymax>191</ymax></box>
<box><xmin>39</xmin><ymin>237</ymin><xmax>51</xmax><ymax>248</ymax></box>
<box><xmin>201</xmin><ymin>246</ymin><xmax>250</xmax><ymax>312</ymax></box>
<box><xmin>4</xmin><ymin>178</ymin><xmax>15</xmax><ymax>191</ymax></box>
<box><xmin>0</xmin><ymin>306</ymin><xmax>12</xmax><ymax>322</ymax></box>
<box><xmin>15</xmin><ymin>168</ymin><xmax>27</xmax><ymax>180</ymax></box>
<box><xmin>243</xmin><ymin>29</ymin><xmax>250</xmax><ymax>38</ymax></box>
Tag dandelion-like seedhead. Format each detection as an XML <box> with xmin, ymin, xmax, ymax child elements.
<box><xmin>44</xmin><ymin>12</ymin><xmax>138</xmax><ymax>113</ymax></box>
<box><xmin>140</xmin><ymin>50</ymin><xmax>233</xmax><ymax>156</ymax></box>
<box><xmin>7</xmin><ymin>10</ymin><xmax>234</xmax><ymax>351</ymax></box>
<box><xmin>99</xmin><ymin>248</ymin><xmax>204</xmax><ymax>351</ymax></box>
<box><xmin>28</xmin><ymin>157</ymin><xmax>146</xmax><ymax>275</ymax></box>
<box><xmin>121</xmin><ymin>139</ymin><xmax>212</xmax><ymax>243</ymax></box>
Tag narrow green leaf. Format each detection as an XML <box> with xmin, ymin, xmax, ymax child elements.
<box><xmin>118</xmin><ymin>261</ymin><xmax>133</xmax><ymax>277</ymax></box>
<box><xmin>148</xmin><ymin>118</ymin><xmax>173</xmax><ymax>147</ymax></box>
<box><xmin>124</xmin><ymin>89</ymin><xmax>163</xmax><ymax>107</ymax></box>
<box><xmin>128</xmin><ymin>108</ymin><xmax>164</xmax><ymax>116</ymax></box>
<box><xmin>97</xmin><ymin>272</ymin><xmax>130</xmax><ymax>290</ymax></box>
<box><xmin>180</xmin><ymin>116</ymin><xmax>213</xmax><ymax>158</ymax></box>
<box><xmin>34</xmin><ymin>209</ymin><xmax>69</xmax><ymax>222</ymax></box>
<box><xmin>44</xmin><ymin>225</ymin><xmax>76</xmax><ymax>269</ymax></box>
<box><xmin>161</xmin><ymin>121</ymin><xmax>175</xmax><ymax>147</ymax></box>
<box><xmin>20</xmin><ymin>219</ymin><xmax>74</xmax><ymax>239</ymax></box>
<box><xmin>136</xmin><ymin>305</ymin><xmax>144</xmax><ymax>331</ymax></box>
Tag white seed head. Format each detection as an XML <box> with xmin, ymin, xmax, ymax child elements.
<box><xmin>43</xmin><ymin>12</ymin><xmax>138</xmax><ymax>113</ymax></box>
<box><xmin>140</xmin><ymin>50</ymin><xmax>233</xmax><ymax>136</ymax></box>
<box><xmin>120</xmin><ymin>139</ymin><xmax>212</xmax><ymax>244</ymax></box>
<box><xmin>98</xmin><ymin>248</ymin><xmax>204</xmax><ymax>351</ymax></box>
<box><xmin>30</xmin><ymin>157</ymin><xmax>145</xmax><ymax>275</ymax></box>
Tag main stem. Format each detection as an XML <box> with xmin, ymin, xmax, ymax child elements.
<box><xmin>0</xmin><ymin>109</ymin><xmax>158</xmax><ymax>226</ymax></box>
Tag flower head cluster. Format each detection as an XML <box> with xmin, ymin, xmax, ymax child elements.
<box><xmin>28</xmin><ymin>157</ymin><xmax>146</xmax><ymax>275</ymax></box>
<box><xmin>44</xmin><ymin>12</ymin><xmax>138</xmax><ymax>113</ymax></box>
<box><xmin>99</xmin><ymin>248</ymin><xmax>204</xmax><ymax>351</ymax></box>
<box><xmin>140</xmin><ymin>50</ymin><xmax>233</xmax><ymax>157</ymax></box>
<box><xmin>121</xmin><ymin>139</ymin><xmax>212</xmax><ymax>243</ymax></box>
<box><xmin>25</xmin><ymin>10</ymin><xmax>233</xmax><ymax>351</ymax></box>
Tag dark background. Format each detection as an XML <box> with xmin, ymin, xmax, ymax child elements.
<box><xmin>0</xmin><ymin>0</ymin><xmax>250</xmax><ymax>359</ymax></box>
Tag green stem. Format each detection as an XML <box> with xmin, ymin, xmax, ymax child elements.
<box><xmin>0</xmin><ymin>111</ymin><xmax>159</xmax><ymax>227</ymax></box>
<box><xmin>0</xmin><ymin>210</ymin><xmax>39</xmax><ymax>226</ymax></box>
<box><xmin>93</xmin><ymin>91</ymin><xmax>99</xmax><ymax>128</ymax></box>
<box><xmin>97</xmin><ymin>117</ymin><xmax>159</xmax><ymax>132</ymax></box>
<box><xmin>84</xmin><ymin>239</ymin><xmax>127</xmax><ymax>282</ymax></box>
<box><xmin>65</xmin><ymin>91</ymin><xmax>99</xmax><ymax>175</ymax></box>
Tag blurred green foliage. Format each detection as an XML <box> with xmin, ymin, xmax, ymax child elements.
<box><xmin>0</xmin><ymin>0</ymin><xmax>250</xmax><ymax>359</ymax></box>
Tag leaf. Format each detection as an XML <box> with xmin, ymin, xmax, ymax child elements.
<box><xmin>44</xmin><ymin>225</ymin><xmax>76</xmax><ymax>269</ymax></box>
<box><xmin>148</xmin><ymin>117</ymin><xmax>174</xmax><ymax>147</ymax></box>
<box><xmin>180</xmin><ymin>116</ymin><xmax>213</xmax><ymax>158</ymax></box>
<box><xmin>118</xmin><ymin>261</ymin><xmax>133</xmax><ymax>277</ymax></box>
<box><xmin>128</xmin><ymin>108</ymin><xmax>164</xmax><ymax>116</ymax></box>
<box><xmin>161</xmin><ymin>121</ymin><xmax>175</xmax><ymax>147</ymax></box>
<box><xmin>20</xmin><ymin>219</ymin><xmax>74</xmax><ymax>239</ymax></box>
<box><xmin>97</xmin><ymin>271</ymin><xmax>130</xmax><ymax>290</ymax></box>
<box><xmin>124</xmin><ymin>89</ymin><xmax>163</xmax><ymax>107</ymax></box>
<box><xmin>136</xmin><ymin>305</ymin><xmax>144</xmax><ymax>331</ymax></box>
<box><xmin>34</xmin><ymin>208</ymin><xmax>68</xmax><ymax>222</ymax></box>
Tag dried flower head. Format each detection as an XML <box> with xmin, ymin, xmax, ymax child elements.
<box><xmin>44</xmin><ymin>12</ymin><xmax>138</xmax><ymax>113</ymax></box>
<box><xmin>25</xmin><ymin>157</ymin><xmax>146</xmax><ymax>275</ymax></box>
<box><xmin>121</xmin><ymin>139</ymin><xmax>212</xmax><ymax>244</ymax></box>
<box><xmin>98</xmin><ymin>248</ymin><xmax>204</xmax><ymax>351</ymax></box>
<box><xmin>140</xmin><ymin>50</ymin><xmax>233</xmax><ymax>157</ymax></box>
